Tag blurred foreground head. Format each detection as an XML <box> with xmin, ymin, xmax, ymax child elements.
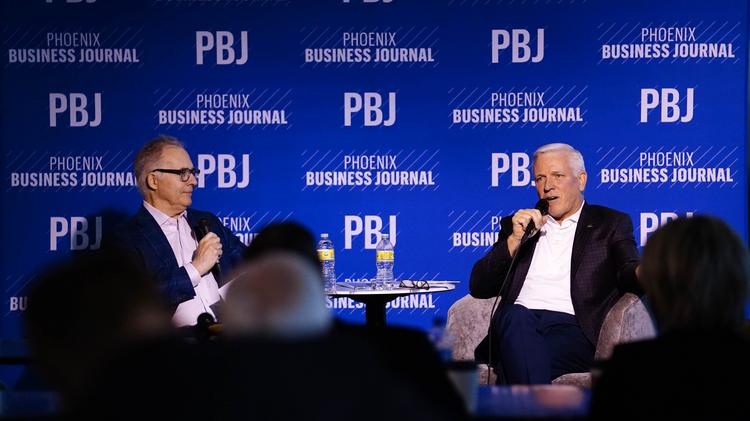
<box><xmin>243</xmin><ymin>221</ymin><xmax>321</xmax><ymax>276</ymax></box>
<box><xmin>24</xmin><ymin>250</ymin><xmax>172</xmax><ymax>408</ymax></box>
<box><xmin>640</xmin><ymin>215</ymin><xmax>750</xmax><ymax>333</ymax></box>
<box><xmin>223</xmin><ymin>252</ymin><xmax>332</xmax><ymax>338</ymax></box>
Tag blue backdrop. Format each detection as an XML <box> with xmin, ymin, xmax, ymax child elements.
<box><xmin>1</xmin><ymin>0</ymin><xmax>747</xmax><ymax>364</ymax></box>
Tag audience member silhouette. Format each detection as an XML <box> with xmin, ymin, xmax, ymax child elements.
<box><xmin>23</xmin><ymin>250</ymin><xmax>173</xmax><ymax>413</ymax></box>
<box><xmin>239</xmin><ymin>221</ymin><xmax>467</xmax><ymax>414</ymax></box>
<box><xmin>589</xmin><ymin>216</ymin><xmax>750</xmax><ymax>420</ymax></box>
<box><xmin>222</xmin><ymin>252</ymin><xmax>332</xmax><ymax>338</ymax></box>
<box><xmin>243</xmin><ymin>221</ymin><xmax>322</xmax><ymax>274</ymax></box>
<box><xmin>81</xmin><ymin>222</ymin><xmax>466</xmax><ymax>420</ymax></box>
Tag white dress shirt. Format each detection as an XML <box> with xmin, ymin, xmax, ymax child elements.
<box><xmin>143</xmin><ymin>201</ymin><xmax>222</xmax><ymax>327</ymax></box>
<box><xmin>514</xmin><ymin>202</ymin><xmax>584</xmax><ymax>315</ymax></box>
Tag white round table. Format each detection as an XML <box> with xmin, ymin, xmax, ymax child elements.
<box><xmin>326</xmin><ymin>281</ymin><xmax>456</xmax><ymax>328</ymax></box>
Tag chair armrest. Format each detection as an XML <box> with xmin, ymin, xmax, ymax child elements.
<box><xmin>446</xmin><ymin>294</ymin><xmax>498</xmax><ymax>361</ymax></box>
<box><xmin>594</xmin><ymin>293</ymin><xmax>656</xmax><ymax>360</ymax></box>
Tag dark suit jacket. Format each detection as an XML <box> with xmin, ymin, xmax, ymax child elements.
<box><xmin>589</xmin><ymin>331</ymin><xmax>750</xmax><ymax>420</ymax></box>
<box><xmin>108</xmin><ymin>205</ymin><xmax>246</xmax><ymax>312</ymax></box>
<box><xmin>470</xmin><ymin>203</ymin><xmax>641</xmax><ymax>359</ymax></box>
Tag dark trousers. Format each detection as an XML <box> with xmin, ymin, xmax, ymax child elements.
<box><xmin>490</xmin><ymin>304</ymin><xmax>594</xmax><ymax>384</ymax></box>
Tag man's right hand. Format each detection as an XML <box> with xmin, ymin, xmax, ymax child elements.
<box><xmin>193</xmin><ymin>232</ymin><xmax>223</xmax><ymax>275</ymax></box>
<box><xmin>507</xmin><ymin>208</ymin><xmax>547</xmax><ymax>256</ymax></box>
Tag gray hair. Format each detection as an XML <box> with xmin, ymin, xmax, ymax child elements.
<box><xmin>133</xmin><ymin>135</ymin><xmax>184</xmax><ymax>195</ymax></box>
<box><xmin>533</xmin><ymin>143</ymin><xmax>586</xmax><ymax>175</ymax></box>
<box><xmin>222</xmin><ymin>252</ymin><xmax>332</xmax><ymax>338</ymax></box>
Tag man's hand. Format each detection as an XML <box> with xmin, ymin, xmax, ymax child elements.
<box><xmin>507</xmin><ymin>208</ymin><xmax>547</xmax><ymax>256</ymax></box>
<box><xmin>193</xmin><ymin>232</ymin><xmax>223</xmax><ymax>275</ymax></box>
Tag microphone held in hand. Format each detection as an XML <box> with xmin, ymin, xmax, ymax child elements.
<box><xmin>195</xmin><ymin>312</ymin><xmax>217</xmax><ymax>342</ymax></box>
<box><xmin>519</xmin><ymin>199</ymin><xmax>549</xmax><ymax>244</ymax></box>
<box><xmin>195</xmin><ymin>218</ymin><xmax>211</xmax><ymax>240</ymax></box>
<box><xmin>195</xmin><ymin>218</ymin><xmax>222</xmax><ymax>279</ymax></box>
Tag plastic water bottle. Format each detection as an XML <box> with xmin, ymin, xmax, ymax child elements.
<box><xmin>317</xmin><ymin>233</ymin><xmax>336</xmax><ymax>292</ymax></box>
<box><xmin>375</xmin><ymin>233</ymin><xmax>395</xmax><ymax>290</ymax></box>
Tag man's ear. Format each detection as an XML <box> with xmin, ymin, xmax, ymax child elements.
<box><xmin>578</xmin><ymin>171</ymin><xmax>587</xmax><ymax>192</ymax></box>
<box><xmin>146</xmin><ymin>172</ymin><xmax>158</xmax><ymax>191</ymax></box>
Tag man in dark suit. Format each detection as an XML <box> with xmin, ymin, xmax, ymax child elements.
<box><xmin>110</xmin><ymin>135</ymin><xmax>246</xmax><ymax>326</ymax></box>
<box><xmin>470</xmin><ymin>143</ymin><xmax>641</xmax><ymax>384</ymax></box>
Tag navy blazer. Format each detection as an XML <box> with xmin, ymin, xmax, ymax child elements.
<box><xmin>469</xmin><ymin>203</ymin><xmax>642</xmax><ymax>357</ymax></box>
<box><xmin>109</xmin><ymin>205</ymin><xmax>247</xmax><ymax>311</ymax></box>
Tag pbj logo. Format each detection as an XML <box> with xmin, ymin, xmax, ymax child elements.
<box><xmin>50</xmin><ymin>216</ymin><xmax>102</xmax><ymax>251</ymax></box>
<box><xmin>640</xmin><ymin>88</ymin><xmax>694</xmax><ymax>123</ymax></box>
<box><xmin>49</xmin><ymin>93</ymin><xmax>101</xmax><ymax>127</ymax></box>
<box><xmin>196</xmin><ymin>31</ymin><xmax>248</xmax><ymax>65</ymax></box>
<box><xmin>491</xmin><ymin>29</ymin><xmax>544</xmax><ymax>63</ymax></box>
<box><xmin>344</xmin><ymin>215</ymin><xmax>397</xmax><ymax>249</ymax></box>
<box><xmin>639</xmin><ymin>212</ymin><xmax>694</xmax><ymax>246</ymax></box>
<box><xmin>197</xmin><ymin>154</ymin><xmax>250</xmax><ymax>189</ymax></box>
<box><xmin>491</xmin><ymin>153</ymin><xmax>532</xmax><ymax>187</ymax></box>
<box><xmin>344</xmin><ymin>92</ymin><xmax>396</xmax><ymax>127</ymax></box>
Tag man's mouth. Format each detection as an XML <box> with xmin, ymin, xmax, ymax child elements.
<box><xmin>545</xmin><ymin>196</ymin><xmax>558</xmax><ymax>201</ymax></box>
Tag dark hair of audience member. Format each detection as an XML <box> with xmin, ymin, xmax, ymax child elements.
<box><xmin>23</xmin><ymin>250</ymin><xmax>172</xmax><ymax>410</ymax></box>
<box><xmin>243</xmin><ymin>221</ymin><xmax>322</xmax><ymax>274</ymax></box>
<box><xmin>639</xmin><ymin>215</ymin><xmax>750</xmax><ymax>333</ymax></box>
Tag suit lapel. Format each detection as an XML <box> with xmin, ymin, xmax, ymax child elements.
<box><xmin>570</xmin><ymin>203</ymin><xmax>595</xmax><ymax>282</ymax></box>
<box><xmin>134</xmin><ymin>205</ymin><xmax>180</xmax><ymax>269</ymax></box>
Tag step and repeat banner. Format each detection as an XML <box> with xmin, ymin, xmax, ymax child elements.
<box><xmin>1</xmin><ymin>0</ymin><xmax>747</xmax><ymax>344</ymax></box>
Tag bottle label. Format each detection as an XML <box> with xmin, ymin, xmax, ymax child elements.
<box><xmin>376</xmin><ymin>250</ymin><xmax>394</xmax><ymax>262</ymax></box>
<box><xmin>317</xmin><ymin>249</ymin><xmax>334</xmax><ymax>261</ymax></box>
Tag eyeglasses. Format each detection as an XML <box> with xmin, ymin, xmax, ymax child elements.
<box><xmin>398</xmin><ymin>280</ymin><xmax>430</xmax><ymax>290</ymax></box>
<box><xmin>152</xmin><ymin>168</ymin><xmax>201</xmax><ymax>182</ymax></box>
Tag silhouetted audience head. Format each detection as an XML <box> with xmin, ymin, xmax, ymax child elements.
<box><xmin>24</xmin><ymin>250</ymin><xmax>172</xmax><ymax>409</ymax></box>
<box><xmin>243</xmin><ymin>221</ymin><xmax>321</xmax><ymax>275</ymax></box>
<box><xmin>223</xmin><ymin>252</ymin><xmax>331</xmax><ymax>338</ymax></box>
<box><xmin>640</xmin><ymin>215</ymin><xmax>750</xmax><ymax>333</ymax></box>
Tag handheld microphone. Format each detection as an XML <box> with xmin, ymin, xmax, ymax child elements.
<box><xmin>196</xmin><ymin>218</ymin><xmax>222</xmax><ymax>279</ymax></box>
<box><xmin>195</xmin><ymin>312</ymin><xmax>217</xmax><ymax>342</ymax></box>
<box><xmin>519</xmin><ymin>199</ymin><xmax>549</xmax><ymax>244</ymax></box>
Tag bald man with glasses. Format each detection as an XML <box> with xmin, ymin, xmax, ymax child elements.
<box><xmin>109</xmin><ymin>135</ymin><xmax>247</xmax><ymax>327</ymax></box>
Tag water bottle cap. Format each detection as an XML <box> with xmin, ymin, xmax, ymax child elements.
<box><xmin>321</xmin><ymin>233</ymin><xmax>329</xmax><ymax>239</ymax></box>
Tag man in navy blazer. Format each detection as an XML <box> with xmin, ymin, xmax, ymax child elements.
<box><xmin>470</xmin><ymin>143</ymin><xmax>641</xmax><ymax>384</ymax></box>
<box><xmin>110</xmin><ymin>136</ymin><xmax>246</xmax><ymax>326</ymax></box>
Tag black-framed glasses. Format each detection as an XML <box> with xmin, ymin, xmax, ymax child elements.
<box><xmin>399</xmin><ymin>280</ymin><xmax>430</xmax><ymax>290</ymax></box>
<box><xmin>152</xmin><ymin>168</ymin><xmax>200</xmax><ymax>182</ymax></box>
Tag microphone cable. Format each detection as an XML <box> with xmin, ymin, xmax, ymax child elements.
<box><xmin>485</xmin><ymin>242</ymin><xmax>522</xmax><ymax>385</ymax></box>
<box><xmin>485</xmin><ymin>200</ymin><xmax>548</xmax><ymax>385</ymax></box>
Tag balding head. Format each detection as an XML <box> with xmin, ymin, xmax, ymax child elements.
<box><xmin>222</xmin><ymin>252</ymin><xmax>332</xmax><ymax>338</ymax></box>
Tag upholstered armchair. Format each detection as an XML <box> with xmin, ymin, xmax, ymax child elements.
<box><xmin>445</xmin><ymin>292</ymin><xmax>656</xmax><ymax>387</ymax></box>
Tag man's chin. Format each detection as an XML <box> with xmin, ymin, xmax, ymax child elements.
<box><xmin>547</xmin><ymin>208</ymin><xmax>564</xmax><ymax>220</ymax></box>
